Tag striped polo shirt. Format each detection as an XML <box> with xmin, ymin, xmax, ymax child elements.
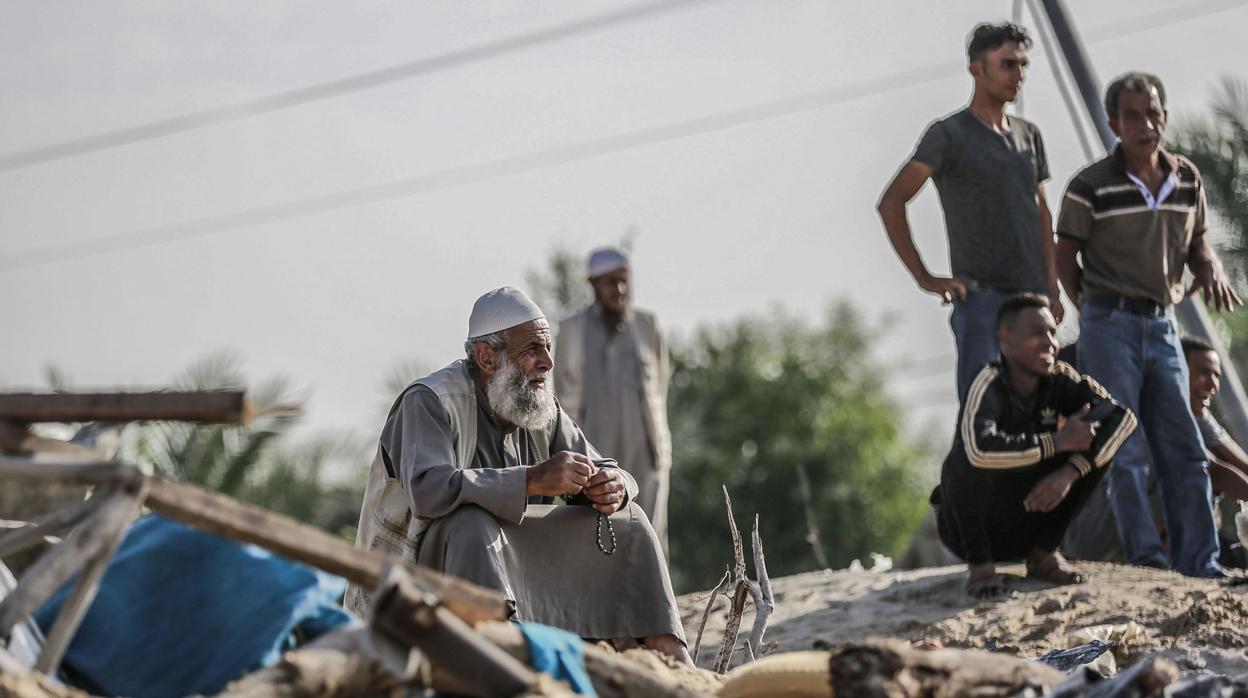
<box><xmin>1056</xmin><ymin>146</ymin><xmax>1209</xmax><ymax>306</ymax></box>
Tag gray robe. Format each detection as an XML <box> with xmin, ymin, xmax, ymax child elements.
<box><xmin>382</xmin><ymin>383</ymin><xmax>684</xmax><ymax>642</ymax></box>
<box><xmin>556</xmin><ymin>305</ymin><xmax>671</xmax><ymax>552</ymax></box>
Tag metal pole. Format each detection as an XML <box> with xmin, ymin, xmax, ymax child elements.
<box><xmin>1038</xmin><ymin>0</ymin><xmax>1248</xmax><ymax>446</ymax></box>
<box><xmin>1037</xmin><ymin>0</ymin><xmax>1115</xmax><ymax>148</ymax></box>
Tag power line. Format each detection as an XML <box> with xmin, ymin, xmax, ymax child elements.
<box><xmin>1081</xmin><ymin>0</ymin><xmax>1245</xmax><ymax>42</ymax></box>
<box><xmin>1</xmin><ymin>0</ymin><xmax>1241</xmax><ymax>272</ymax></box>
<box><xmin>0</xmin><ymin>60</ymin><xmax>966</xmax><ymax>272</ymax></box>
<box><xmin>4</xmin><ymin>0</ymin><xmax>1233</xmax><ymax>175</ymax></box>
<box><xmin>0</xmin><ymin>0</ymin><xmax>711</xmax><ymax>173</ymax></box>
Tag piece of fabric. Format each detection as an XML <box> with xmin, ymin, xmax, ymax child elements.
<box><xmin>911</xmin><ymin>108</ymin><xmax>1050</xmax><ymax>292</ymax></box>
<box><xmin>936</xmin><ymin>360</ymin><xmax>1135</xmax><ymax>565</ymax></box>
<box><xmin>520</xmin><ymin>622</ymin><xmax>597</xmax><ymax>695</ymax></box>
<box><xmin>34</xmin><ymin>514</ymin><xmax>351</xmax><ymax>698</ymax></box>
<box><xmin>1126</xmin><ymin>169</ymin><xmax>1178</xmax><ymax>210</ymax></box>
<box><xmin>1056</xmin><ymin>147</ymin><xmax>1208</xmax><ymax>307</ymax></box>
<box><xmin>579</xmin><ymin>310</ymin><xmax>667</xmax><ymax>550</ymax></box>
<box><xmin>587</xmin><ymin>247</ymin><xmax>628</xmax><ymax>279</ymax></box>
<box><xmin>417</xmin><ymin>502</ymin><xmax>685</xmax><ymax>642</ymax></box>
<box><xmin>468</xmin><ymin>286</ymin><xmax>545</xmax><ymax>338</ymax></box>
<box><xmin>555</xmin><ymin>305</ymin><xmax>672</xmax><ymax>549</ymax></box>
<box><xmin>1077</xmin><ymin>302</ymin><xmax>1222</xmax><ymax>576</ymax></box>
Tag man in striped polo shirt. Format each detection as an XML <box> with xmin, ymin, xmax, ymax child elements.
<box><xmin>1055</xmin><ymin>72</ymin><xmax>1242</xmax><ymax>577</ymax></box>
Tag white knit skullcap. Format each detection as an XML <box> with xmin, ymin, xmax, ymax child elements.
<box><xmin>587</xmin><ymin>247</ymin><xmax>629</xmax><ymax>278</ymax></box>
<box><xmin>467</xmin><ymin>287</ymin><xmax>545</xmax><ymax>339</ymax></box>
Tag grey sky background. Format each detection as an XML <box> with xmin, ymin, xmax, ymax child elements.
<box><xmin>3</xmin><ymin>0</ymin><xmax>1245</xmax><ymax>458</ymax></box>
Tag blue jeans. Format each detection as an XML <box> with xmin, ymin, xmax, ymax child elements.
<box><xmin>1077</xmin><ymin>302</ymin><xmax>1221</xmax><ymax>576</ymax></box>
<box><xmin>950</xmin><ymin>287</ymin><xmax>1009</xmax><ymax>403</ymax></box>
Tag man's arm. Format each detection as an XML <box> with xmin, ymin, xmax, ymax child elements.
<box><xmin>1056</xmin><ymin>238</ymin><xmax>1083</xmax><ymax>307</ymax></box>
<box><xmin>1187</xmin><ymin>236</ymin><xmax>1242</xmax><ymax>312</ymax></box>
<box><xmin>386</xmin><ymin>387</ymin><xmax>528</xmax><ymax>524</ymax></box>
<box><xmin>1186</xmin><ymin>178</ymin><xmax>1241</xmax><ymax>312</ymax></box>
<box><xmin>962</xmin><ymin>373</ymin><xmax>1060</xmax><ymax>469</ymax></box>
<box><xmin>1037</xmin><ymin>183</ymin><xmax>1065</xmax><ymax>323</ymax></box>
<box><xmin>550</xmin><ymin>405</ymin><xmax>639</xmax><ymax>505</ymax></box>
<box><xmin>1211</xmin><ymin>438</ymin><xmax>1248</xmax><ymax>479</ymax></box>
<box><xmin>877</xmin><ymin>160</ymin><xmax>971</xmax><ymax>303</ymax></box>
<box><xmin>1054</xmin><ymin>174</ymin><xmax>1095</xmax><ymax>306</ymax></box>
<box><xmin>1052</xmin><ymin>364</ymin><xmax>1138</xmax><ymax>475</ymax></box>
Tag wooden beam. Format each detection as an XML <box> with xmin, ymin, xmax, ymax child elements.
<box><xmin>0</xmin><ymin>391</ymin><xmax>253</xmax><ymax>425</ymax></box>
<box><xmin>143</xmin><ymin>477</ymin><xmax>508</xmax><ymax>626</ymax></box>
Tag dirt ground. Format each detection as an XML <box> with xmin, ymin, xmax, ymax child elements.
<box><xmin>677</xmin><ymin>562</ymin><xmax>1248</xmax><ymax>678</ymax></box>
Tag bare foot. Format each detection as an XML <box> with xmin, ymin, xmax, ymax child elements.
<box><xmin>610</xmin><ymin>637</ymin><xmax>641</xmax><ymax>652</ymax></box>
<box><xmin>643</xmin><ymin>633</ymin><xmax>693</xmax><ymax>667</ymax></box>
<box><xmin>965</xmin><ymin>563</ymin><xmax>1005</xmax><ymax>599</ymax></box>
<box><xmin>1026</xmin><ymin>549</ymin><xmax>1085</xmax><ymax>585</ymax></box>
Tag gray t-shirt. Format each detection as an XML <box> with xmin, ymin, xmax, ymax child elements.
<box><xmin>912</xmin><ymin>109</ymin><xmax>1050</xmax><ymax>292</ymax></box>
<box><xmin>1197</xmin><ymin>410</ymin><xmax>1228</xmax><ymax>451</ymax></box>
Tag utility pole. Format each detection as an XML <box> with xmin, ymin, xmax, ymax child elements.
<box><xmin>1038</xmin><ymin>0</ymin><xmax>1248</xmax><ymax>445</ymax></box>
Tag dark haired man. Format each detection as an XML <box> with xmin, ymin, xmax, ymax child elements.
<box><xmin>1181</xmin><ymin>338</ymin><xmax>1248</xmax><ymax>501</ymax></box>
<box><xmin>933</xmin><ymin>293</ymin><xmax>1137</xmax><ymax>597</ymax></box>
<box><xmin>1056</xmin><ymin>72</ymin><xmax>1242</xmax><ymax>577</ymax></box>
<box><xmin>879</xmin><ymin>22</ymin><xmax>1061</xmax><ymax>404</ymax></box>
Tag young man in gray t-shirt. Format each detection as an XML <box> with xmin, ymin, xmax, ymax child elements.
<box><xmin>878</xmin><ymin>22</ymin><xmax>1062</xmax><ymax>402</ymax></box>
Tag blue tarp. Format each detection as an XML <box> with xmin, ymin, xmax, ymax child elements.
<box><xmin>34</xmin><ymin>514</ymin><xmax>351</xmax><ymax>698</ymax></box>
<box><xmin>519</xmin><ymin>622</ymin><xmax>596</xmax><ymax>695</ymax></box>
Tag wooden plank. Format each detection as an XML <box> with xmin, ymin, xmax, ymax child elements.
<box><xmin>0</xmin><ymin>488</ymin><xmax>133</xmax><ymax>640</ymax></box>
<box><xmin>0</xmin><ymin>457</ymin><xmax>144</xmax><ymax>486</ymax></box>
<box><xmin>143</xmin><ymin>477</ymin><xmax>508</xmax><ymax>626</ymax></box>
<box><xmin>0</xmin><ymin>391</ymin><xmax>251</xmax><ymax>425</ymax></box>
<box><xmin>35</xmin><ymin>482</ymin><xmax>146</xmax><ymax>675</ymax></box>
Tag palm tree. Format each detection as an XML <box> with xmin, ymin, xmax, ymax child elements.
<box><xmin>1172</xmin><ymin>78</ymin><xmax>1248</xmax><ymax>278</ymax></box>
<box><xmin>113</xmin><ymin>354</ymin><xmax>369</xmax><ymax>539</ymax></box>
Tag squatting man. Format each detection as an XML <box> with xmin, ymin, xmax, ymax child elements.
<box><xmin>346</xmin><ymin>287</ymin><xmax>689</xmax><ymax>665</ymax></box>
<box><xmin>933</xmin><ymin>293</ymin><xmax>1137</xmax><ymax>598</ymax></box>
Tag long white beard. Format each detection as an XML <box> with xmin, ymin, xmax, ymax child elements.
<box><xmin>487</xmin><ymin>354</ymin><xmax>557</xmax><ymax>432</ymax></box>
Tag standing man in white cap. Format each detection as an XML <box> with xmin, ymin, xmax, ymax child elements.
<box><xmin>346</xmin><ymin>287</ymin><xmax>689</xmax><ymax>665</ymax></box>
<box><xmin>555</xmin><ymin>248</ymin><xmax>673</xmax><ymax>553</ymax></box>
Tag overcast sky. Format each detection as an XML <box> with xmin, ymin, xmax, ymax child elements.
<box><xmin>3</xmin><ymin>0</ymin><xmax>1245</xmax><ymax>459</ymax></box>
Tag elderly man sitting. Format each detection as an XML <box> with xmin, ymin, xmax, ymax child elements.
<box><xmin>345</xmin><ymin>287</ymin><xmax>689</xmax><ymax>664</ymax></box>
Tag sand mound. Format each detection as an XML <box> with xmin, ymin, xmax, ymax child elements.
<box><xmin>678</xmin><ymin>562</ymin><xmax>1248</xmax><ymax>677</ymax></box>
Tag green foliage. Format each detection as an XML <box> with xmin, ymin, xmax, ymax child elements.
<box><xmin>667</xmin><ymin>303</ymin><xmax>931</xmax><ymax>593</ymax></box>
<box><xmin>525</xmin><ymin>244</ymin><xmax>591</xmax><ymax>320</ymax></box>
<box><xmin>1172</xmin><ymin>78</ymin><xmax>1248</xmax><ymax>281</ymax></box>
<box><xmin>1174</xmin><ymin>78</ymin><xmax>1248</xmax><ymax>375</ymax></box>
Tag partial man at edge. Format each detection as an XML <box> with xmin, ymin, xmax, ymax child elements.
<box><xmin>555</xmin><ymin>247</ymin><xmax>672</xmax><ymax>553</ymax></box>
<box><xmin>346</xmin><ymin>287</ymin><xmax>689</xmax><ymax>665</ymax></box>
<box><xmin>1183</xmin><ymin>337</ymin><xmax>1248</xmax><ymax>568</ymax></box>
<box><xmin>878</xmin><ymin>21</ymin><xmax>1062</xmax><ymax>404</ymax></box>
<box><xmin>933</xmin><ymin>293</ymin><xmax>1137</xmax><ymax>598</ymax></box>
<box><xmin>1055</xmin><ymin>71</ymin><xmax>1242</xmax><ymax>577</ymax></box>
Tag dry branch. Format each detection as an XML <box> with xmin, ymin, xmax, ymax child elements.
<box><xmin>710</xmin><ymin>489</ymin><xmax>775</xmax><ymax>674</ymax></box>
<box><xmin>0</xmin><ymin>496</ymin><xmax>97</xmax><ymax>560</ymax></box>
<box><xmin>0</xmin><ymin>487</ymin><xmax>134</xmax><ymax>640</ymax></box>
<box><xmin>691</xmin><ymin>567</ymin><xmax>731</xmax><ymax>664</ymax></box>
<box><xmin>745</xmin><ymin>514</ymin><xmax>774</xmax><ymax>656</ymax></box>
<box><xmin>712</xmin><ymin>487</ymin><xmax>750</xmax><ymax>674</ymax></box>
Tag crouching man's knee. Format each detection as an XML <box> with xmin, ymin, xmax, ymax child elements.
<box><xmin>438</xmin><ymin>504</ymin><xmax>505</xmax><ymax>549</ymax></box>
